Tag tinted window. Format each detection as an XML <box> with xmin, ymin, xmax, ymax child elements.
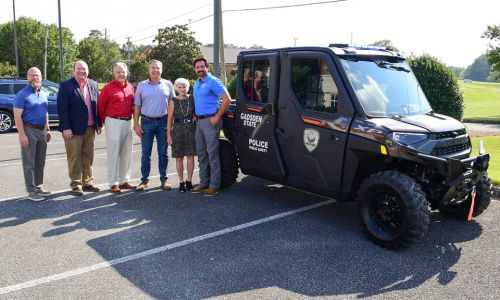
<box><xmin>241</xmin><ymin>60</ymin><xmax>270</xmax><ymax>103</ymax></box>
<box><xmin>0</xmin><ymin>84</ymin><xmax>11</xmax><ymax>94</ymax></box>
<box><xmin>291</xmin><ymin>58</ymin><xmax>339</xmax><ymax>114</ymax></box>
<box><xmin>41</xmin><ymin>84</ymin><xmax>59</xmax><ymax>97</ymax></box>
<box><xmin>13</xmin><ymin>84</ymin><xmax>26</xmax><ymax>94</ymax></box>
<box><xmin>341</xmin><ymin>58</ymin><xmax>432</xmax><ymax>117</ymax></box>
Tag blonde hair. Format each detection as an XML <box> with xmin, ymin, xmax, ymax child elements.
<box><xmin>174</xmin><ymin>78</ymin><xmax>190</xmax><ymax>92</ymax></box>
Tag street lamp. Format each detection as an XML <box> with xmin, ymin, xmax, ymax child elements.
<box><xmin>12</xmin><ymin>0</ymin><xmax>19</xmax><ymax>77</ymax></box>
<box><xmin>57</xmin><ymin>0</ymin><xmax>64</xmax><ymax>81</ymax></box>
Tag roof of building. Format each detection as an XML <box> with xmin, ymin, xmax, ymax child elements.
<box><xmin>201</xmin><ymin>47</ymin><xmax>245</xmax><ymax>64</ymax></box>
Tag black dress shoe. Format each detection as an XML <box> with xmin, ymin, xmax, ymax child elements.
<box><xmin>72</xmin><ymin>187</ymin><xmax>84</xmax><ymax>196</ymax></box>
<box><xmin>83</xmin><ymin>184</ymin><xmax>100</xmax><ymax>192</ymax></box>
<box><xmin>185</xmin><ymin>181</ymin><xmax>193</xmax><ymax>191</ymax></box>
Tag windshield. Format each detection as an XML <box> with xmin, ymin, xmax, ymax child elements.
<box><xmin>340</xmin><ymin>57</ymin><xmax>432</xmax><ymax>117</ymax></box>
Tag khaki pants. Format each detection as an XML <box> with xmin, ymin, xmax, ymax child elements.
<box><xmin>105</xmin><ymin>117</ymin><xmax>133</xmax><ymax>186</ymax></box>
<box><xmin>63</xmin><ymin>126</ymin><xmax>96</xmax><ymax>188</ymax></box>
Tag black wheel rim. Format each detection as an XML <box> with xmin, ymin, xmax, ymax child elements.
<box><xmin>369</xmin><ymin>189</ymin><xmax>405</xmax><ymax>233</ymax></box>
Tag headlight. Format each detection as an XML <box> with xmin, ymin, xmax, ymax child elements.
<box><xmin>387</xmin><ymin>132</ymin><xmax>428</xmax><ymax>145</ymax></box>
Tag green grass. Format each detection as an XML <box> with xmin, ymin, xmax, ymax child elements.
<box><xmin>470</xmin><ymin>135</ymin><xmax>500</xmax><ymax>186</ymax></box>
<box><xmin>460</xmin><ymin>81</ymin><xmax>500</xmax><ymax>123</ymax></box>
<box><xmin>98</xmin><ymin>82</ymin><xmax>106</xmax><ymax>90</ymax></box>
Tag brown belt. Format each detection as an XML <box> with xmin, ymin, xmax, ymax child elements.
<box><xmin>24</xmin><ymin>122</ymin><xmax>45</xmax><ymax>130</ymax></box>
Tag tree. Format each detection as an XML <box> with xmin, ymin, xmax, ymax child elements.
<box><xmin>130</xmin><ymin>54</ymin><xmax>150</xmax><ymax>82</ymax></box>
<box><xmin>0</xmin><ymin>62</ymin><xmax>16</xmax><ymax>78</ymax></box>
<box><xmin>0</xmin><ymin>17</ymin><xmax>77</xmax><ymax>82</ymax></box>
<box><xmin>370</xmin><ymin>40</ymin><xmax>399</xmax><ymax>52</ymax></box>
<box><xmin>463</xmin><ymin>55</ymin><xmax>491</xmax><ymax>81</ymax></box>
<box><xmin>248</xmin><ymin>44</ymin><xmax>265</xmax><ymax>50</ymax></box>
<box><xmin>408</xmin><ymin>54</ymin><xmax>464</xmax><ymax>120</ymax></box>
<box><xmin>151</xmin><ymin>25</ymin><xmax>202</xmax><ymax>81</ymax></box>
<box><xmin>448</xmin><ymin>66</ymin><xmax>465</xmax><ymax>79</ymax></box>
<box><xmin>482</xmin><ymin>24</ymin><xmax>500</xmax><ymax>73</ymax></box>
<box><xmin>77</xmin><ymin>30</ymin><xmax>124</xmax><ymax>82</ymax></box>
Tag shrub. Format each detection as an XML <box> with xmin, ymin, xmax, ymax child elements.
<box><xmin>408</xmin><ymin>54</ymin><xmax>464</xmax><ymax>120</ymax></box>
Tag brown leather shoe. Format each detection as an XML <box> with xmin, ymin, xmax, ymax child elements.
<box><xmin>119</xmin><ymin>182</ymin><xmax>136</xmax><ymax>190</ymax></box>
<box><xmin>204</xmin><ymin>188</ymin><xmax>218</xmax><ymax>197</ymax></box>
<box><xmin>191</xmin><ymin>185</ymin><xmax>209</xmax><ymax>194</ymax></box>
<box><xmin>72</xmin><ymin>187</ymin><xmax>84</xmax><ymax>196</ymax></box>
<box><xmin>135</xmin><ymin>181</ymin><xmax>148</xmax><ymax>192</ymax></box>
<box><xmin>110</xmin><ymin>185</ymin><xmax>121</xmax><ymax>193</ymax></box>
<box><xmin>83</xmin><ymin>184</ymin><xmax>100</xmax><ymax>192</ymax></box>
<box><xmin>161</xmin><ymin>181</ymin><xmax>172</xmax><ymax>190</ymax></box>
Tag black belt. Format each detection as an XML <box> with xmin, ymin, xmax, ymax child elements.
<box><xmin>174</xmin><ymin>118</ymin><xmax>193</xmax><ymax>124</ymax></box>
<box><xmin>196</xmin><ymin>113</ymin><xmax>216</xmax><ymax>120</ymax></box>
<box><xmin>23</xmin><ymin>122</ymin><xmax>45</xmax><ymax>130</ymax></box>
<box><xmin>108</xmin><ymin>116</ymin><xmax>131</xmax><ymax>121</ymax></box>
<box><xmin>141</xmin><ymin>114</ymin><xmax>166</xmax><ymax>120</ymax></box>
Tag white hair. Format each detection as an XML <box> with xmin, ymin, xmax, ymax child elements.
<box><xmin>174</xmin><ymin>78</ymin><xmax>190</xmax><ymax>92</ymax></box>
<box><xmin>113</xmin><ymin>62</ymin><xmax>128</xmax><ymax>72</ymax></box>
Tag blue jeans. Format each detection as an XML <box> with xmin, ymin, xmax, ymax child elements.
<box><xmin>140</xmin><ymin>117</ymin><xmax>168</xmax><ymax>183</ymax></box>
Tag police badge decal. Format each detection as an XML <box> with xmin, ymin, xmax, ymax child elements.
<box><xmin>303</xmin><ymin>128</ymin><xmax>320</xmax><ymax>152</ymax></box>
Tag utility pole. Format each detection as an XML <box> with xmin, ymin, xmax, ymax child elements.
<box><xmin>219</xmin><ymin>2</ymin><xmax>226</xmax><ymax>85</ymax></box>
<box><xmin>293</xmin><ymin>37</ymin><xmax>298</xmax><ymax>47</ymax></box>
<box><xmin>12</xmin><ymin>0</ymin><xmax>19</xmax><ymax>78</ymax></box>
<box><xmin>44</xmin><ymin>25</ymin><xmax>48</xmax><ymax>79</ymax></box>
<box><xmin>126</xmin><ymin>37</ymin><xmax>131</xmax><ymax>70</ymax></box>
<box><xmin>57</xmin><ymin>0</ymin><xmax>64</xmax><ymax>81</ymax></box>
<box><xmin>213</xmin><ymin>0</ymin><xmax>220</xmax><ymax>78</ymax></box>
<box><xmin>104</xmin><ymin>28</ymin><xmax>108</xmax><ymax>65</ymax></box>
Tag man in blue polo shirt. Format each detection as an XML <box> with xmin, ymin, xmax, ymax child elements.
<box><xmin>133</xmin><ymin>59</ymin><xmax>175</xmax><ymax>191</ymax></box>
<box><xmin>191</xmin><ymin>58</ymin><xmax>231</xmax><ymax>197</ymax></box>
<box><xmin>13</xmin><ymin>67</ymin><xmax>52</xmax><ymax>201</ymax></box>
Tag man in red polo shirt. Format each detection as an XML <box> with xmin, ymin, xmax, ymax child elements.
<box><xmin>97</xmin><ymin>62</ymin><xmax>136</xmax><ymax>193</ymax></box>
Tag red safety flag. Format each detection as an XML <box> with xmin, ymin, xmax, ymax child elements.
<box><xmin>467</xmin><ymin>190</ymin><xmax>476</xmax><ymax>221</ymax></box>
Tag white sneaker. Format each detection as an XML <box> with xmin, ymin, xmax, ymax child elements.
<box><xmin>35</xmin><ymin>187</ymin><xmax>51</xmax><ymax>196</ymax></box>
<box><xmin>27</xmin><ymin>192</ymin><xmax>45</xmax><ymax>202</ymax></box>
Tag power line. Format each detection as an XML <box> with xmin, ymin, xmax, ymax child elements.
<box><xmin>130</xmin><ymin>0</ymin><xmax>348</xmax><ymax>44</ymax></box>
<box><xmin>224</xmin><ymin>0</ymin><xmax>348</xmax><ymax>13</ymax></box>
<box><xmin>115</xmin><ymin>3</ymin><xmax>211</xmax><ymax>40</ymax></box>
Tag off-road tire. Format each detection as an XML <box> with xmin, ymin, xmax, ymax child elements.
<box><xmin>357</xmin><ymin>171</ymin><xmax>430</xmax><ymax>249</ymax></box>
<box><xmin>438</xmin><ymin>176</ymin><xmax>491</xmax><ymax>219</ymax></box>
<box><xmin>0</xmin><ymin>110</ymin><xmax>14</xmax><ymax>133</ymax></box>
<box><xmin>219</xmin><ymin>139</ymin><xmax>239</xmax><ymax>188</ymax></box>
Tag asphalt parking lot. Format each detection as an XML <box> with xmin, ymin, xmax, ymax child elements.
<box><xmin>0</xmin><ymin>129</ymin><xmax>499</xmax><ymax>299</ymax></box>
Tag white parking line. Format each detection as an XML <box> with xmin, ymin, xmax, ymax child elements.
<box><xmin>0</xmin><ymin>199</ymin><xmax>334</xmax><ymax>295</ymax></box>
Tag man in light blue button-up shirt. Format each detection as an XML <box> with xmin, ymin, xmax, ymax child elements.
<box><xmin>133</xmin><ymin>59</ymin><xmax>175</xmax><ymax>191</ymax></box>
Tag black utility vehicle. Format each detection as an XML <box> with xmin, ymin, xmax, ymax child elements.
<box><xmin>219</xmin><ymin>44</ymin><xmax>491</xmax><ymax>249</ymax></box>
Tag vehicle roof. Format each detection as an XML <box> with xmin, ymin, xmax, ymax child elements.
<box><xmin>238</xmin><ymin>44</ymin><xmax>403</xmax><ymax>59</ymax></box>
<box><xmin>0</xmin><ymin>78</ymin><xmax>59</xmax><ymax>85</ymax></box>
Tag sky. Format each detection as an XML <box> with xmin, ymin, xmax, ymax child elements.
<box><xmin>1</xmin><ymin>0</ymin><xmax>499</xmax><ymax>68</ymax></box>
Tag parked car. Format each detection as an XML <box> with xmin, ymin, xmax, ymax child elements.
<box><xmin>0</xmin><ymin>78</ymin><xmax>60</xmax><ymax>133</ymax></box>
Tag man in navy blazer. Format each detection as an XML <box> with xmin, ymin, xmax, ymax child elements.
<box><xmin>57</xmin><ymin>60</ymin><xmax>102</xmax><ymax>195</ymax></box>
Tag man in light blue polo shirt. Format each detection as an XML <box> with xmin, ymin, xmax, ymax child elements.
<box><xmin>13</xmin><ymin>67</ymin><xmax>52</xmax><ymax>201</ymax></box>
<box><xmin>191</xmin><ymin>57</ymin><xmax>231</xmax><ymax>197</ymax></box>
<box><xmin>133</xmin><ymin>59</ymin><xmax>175</xmax><ymax>191</ymax></box>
